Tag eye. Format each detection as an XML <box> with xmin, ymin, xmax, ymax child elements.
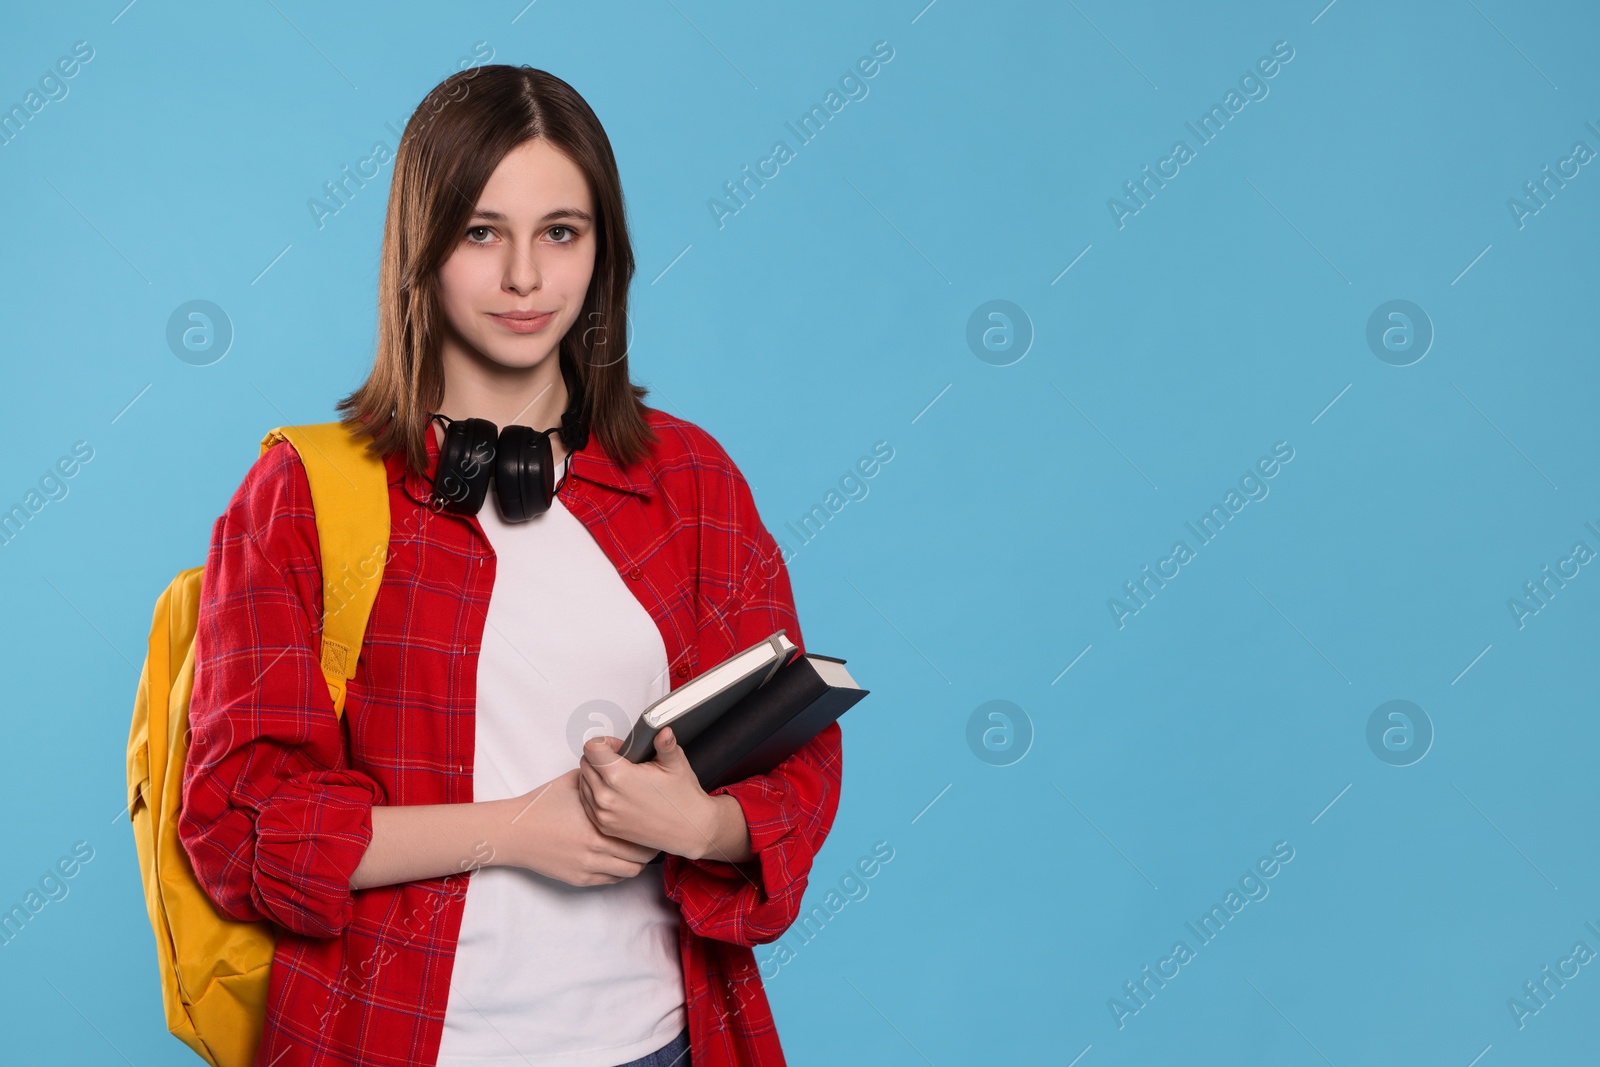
<box><xmin>549</xmin><ymin>225</ymin><xmax>578</xmax><ymax>243</ymax></box>
<box><xmin>465</xmin><ymin>225</ymin><xmax>494</xmax><ymax>244</ymax></box>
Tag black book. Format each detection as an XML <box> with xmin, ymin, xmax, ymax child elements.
<box><xmin>618</xmin><ymin>632</ymin><xmax>797</xmax><ymax>764</ymax></box>
<box><xmin>684</xmin><ymin>652</ymin><xmax>865</xmax><ymax>791</ymax></box>
<box><xmin>632</xmin><ymin>637</ymin><xmax>867</xmax><ymax>864</ymax></box>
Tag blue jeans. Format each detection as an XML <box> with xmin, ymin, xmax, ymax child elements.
<box><xmin>614</xmin><ymin>1026</ymin><xmax>690</xmax><ymax>1067</ymax></box>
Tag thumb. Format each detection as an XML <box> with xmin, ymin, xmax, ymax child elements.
<box><xmin>655</xmin><ymin>726</ymin><xmax>689</xmax><ymax>765</ymax></box>
<box><xmin>585</xmin><ymin>735</ymin><xmax>624</xmax><ymax>766</ymax></box>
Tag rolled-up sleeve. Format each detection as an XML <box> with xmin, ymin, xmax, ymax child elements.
<box><xmin>177</xmin><ymin>441</ymin><xmax>386</xmax><ymax>938</ymax></box>
<box><xmin>663</xmin><ymin>455</ymin><xmax>845</xmax><ymax>946</ymax></box>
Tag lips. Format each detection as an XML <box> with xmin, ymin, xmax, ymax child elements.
<box><xmin>489</xmin><ymin>309</ymin><xmax>556</xmax><ymax>333</ymax></box>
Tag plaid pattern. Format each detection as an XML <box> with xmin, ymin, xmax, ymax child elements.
<box><xmin>178</xmin><ymin>407</ymin><xmax>844</xmax><ymax>1067</ymax></box>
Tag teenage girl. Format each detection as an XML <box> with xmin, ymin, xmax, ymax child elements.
<box><xmin>179</xmin><ymin>65</ymin><xmax>843</xmax><ymax>1067</ymax></box>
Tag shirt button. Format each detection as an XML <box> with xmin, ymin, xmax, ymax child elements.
<box><xmin>675</xmin><ymin>663</ymin><xmax>690</xmax><ymax>678</ymax></box>
<box><xmin>628</xmin><ymin>567</ymin><xmax>642</xmax><ymax>580</ymax></box>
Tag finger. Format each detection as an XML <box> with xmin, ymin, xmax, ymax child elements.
<box><xmin>594</xmin><ymin>854</ymin><xmax>647</xmax><ymax>880</ymax></box>
<box><xmin>584</xmin><ymin>811</ymin><xmax>656</xmax><ymax>861</ymax></box>
<box><xmin>652</xmin><ymin>727</ymin><xmax>692</xmax><ymax>772</ymax></box>
<box><xmin>601</xmin><ymin>833</ymin><xmax>660</xmax><ymax>864</ymax></box>
<box><xmin>581</xmin><ymin>778</ymin><xmax>605</xmax><ymax>824</ymax></box>
<box><xmin>585</xmin><ymin>745</ymin><xmax>612</xmax><ymax>773</ymax></box>
<box><xmin>584</xmin><ymin>736</ymin><xmax>626</xmax><ymax>770</ymax></box>
<box><xmin>579</xmin><ymin>756</ymin><xmax>614</xmax><ymax>798</ymax></box>
<box><xmin>576</xmin><ymin>773</ymin><xmax>599</xmax><ymax>824</ymax></box>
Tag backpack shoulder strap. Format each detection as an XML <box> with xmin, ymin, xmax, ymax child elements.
<box><xmin>260</xmin><ymin>422</ymin><xmax>390</xmax><ymax>718</ymax></box>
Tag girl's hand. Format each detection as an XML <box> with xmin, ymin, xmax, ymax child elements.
<box><xmin>577</xmin><ymin>727</ymin><xmax>730</xmax><ymax>862</ymax></box>
<box><xmin>506</xmin><ymin>768</ymin><xmax>659</xmax><ymax>887</ymax></box>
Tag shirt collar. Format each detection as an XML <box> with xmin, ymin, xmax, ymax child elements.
<box><xmin>386</xmin><ymin>418</ymin><xmax>655</xmax><ymax>505</ymax></box>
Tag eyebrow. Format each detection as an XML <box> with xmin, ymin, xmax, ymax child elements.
<box><xmin>469</xmin><ymin>208</ymin><xmax>593</xmax><ymax>224</ymax></box>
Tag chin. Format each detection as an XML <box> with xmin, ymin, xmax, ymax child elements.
<box><xmin>482</xmin><ymin>344</ymin><xmax>559</xmax><ymax>372</ymax></box>
<box><xmin>458</xmin><ymin>325</ymin><xmax>562</xmax><ymax>370</ymax></box>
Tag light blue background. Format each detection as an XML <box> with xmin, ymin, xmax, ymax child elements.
<box><xmin>2</xmin><ymin>1</ymin><xmax>1597</xmax><ymax>1064</ymax></box>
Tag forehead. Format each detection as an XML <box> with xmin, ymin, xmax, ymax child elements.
<box><xmin>474</xmin><ymin>138</ymin><xmax>593</xmax><ymax>220</ymax></box>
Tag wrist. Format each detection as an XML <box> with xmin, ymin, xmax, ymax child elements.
<box><xmin>487</xmin><ymin>794</ymin><xmax>537</xmax><ymax>871</ymax></box>
<box><xmin>695</xmin><ymin>792</ymin><xmax>753</xmax><ymax>864</ymax></box>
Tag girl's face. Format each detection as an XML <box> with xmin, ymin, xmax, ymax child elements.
<box><xmin>436</xmin><ymin>137</ymin><xmax>598</xmax><ymax>374</ymax></box>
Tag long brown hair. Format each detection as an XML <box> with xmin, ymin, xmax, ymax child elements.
<box><xmin>339</xmin><ymin>64</ymin><xmax>655</xmax><ymax>474</ymax></box>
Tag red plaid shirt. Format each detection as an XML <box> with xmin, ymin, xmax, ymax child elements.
<box><xmin>178</xmin><ymin>407</ymin><xmax>843</xmax><ymax>1067</ymax></box>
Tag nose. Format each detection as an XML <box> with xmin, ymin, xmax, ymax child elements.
<box><xmin>504</xmin><ymin>241</ymin><xmax>542</xmax><ymax>294</ymax></box>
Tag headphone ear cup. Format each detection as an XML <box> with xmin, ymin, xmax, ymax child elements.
<box><xmin>434</xmin><ymin>417</ymin><xmax>498</xmax><ymax>514</ymax></box>
<box><xmin>494</xmin><ymin>424</ymin><xmax>554</xmax><ymax>522</ymax></box>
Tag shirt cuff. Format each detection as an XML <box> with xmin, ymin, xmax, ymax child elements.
<box><xmin>670</xmin><ymin>771</ymin><xmax>804</xmax><ymax>924</ymax></box>
<box><xmin>250</xmin><ymin>770</ymin><xmax>382</xmax><ymax>937</ymax></box>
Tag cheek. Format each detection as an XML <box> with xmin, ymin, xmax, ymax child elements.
<box><xmin>437</xmin><ymin>254</ymin><xmax>491</xmax><ymax>320</ymax></box>
<box><xmin>553</xmin><ymin>251</ymin><xmax>597</xmax><ymax>308</ymax></box>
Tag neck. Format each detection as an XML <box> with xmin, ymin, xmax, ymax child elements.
<box><xmin>436</xmin><ymin>340</ymin><xmax>573</xmax><ymax>466</ymax></box>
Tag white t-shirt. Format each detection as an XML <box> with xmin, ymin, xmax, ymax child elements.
<box><xmin>436</xmin><ymin>456</ymin><xmax>688</xmax><ymax>1066</ymax></box>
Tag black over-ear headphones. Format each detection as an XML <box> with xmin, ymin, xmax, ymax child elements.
<box><xmin>427</xmin><ymin>375</ymin><xmax>590</xmax><ymax>523</ymax></box>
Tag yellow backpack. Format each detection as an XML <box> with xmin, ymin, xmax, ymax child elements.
<box><xmin>126</xmin><ymin>423</ymin><xmax>390</xmax><ymax>1067</ymax></box>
